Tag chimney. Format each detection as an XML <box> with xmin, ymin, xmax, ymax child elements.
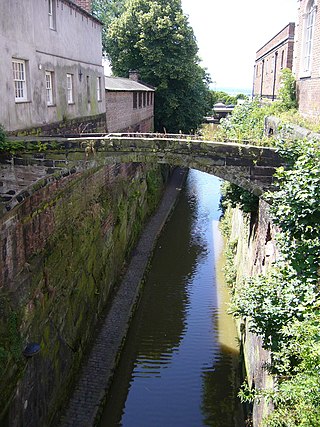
<box><xmin>74</xmin><ymin>0</ymin><xmax>92</xmax><ymax>13</ymax></box>
<box><xmin>129</xmin><ymin>70</ymin><xmax>140</xmax><ymax>82</ymax></box>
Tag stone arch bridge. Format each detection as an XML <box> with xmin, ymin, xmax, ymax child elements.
<box><xmin>0</xmin><ymin>133</ymin><xmax>283</xmax><ymax>214</ymax></box>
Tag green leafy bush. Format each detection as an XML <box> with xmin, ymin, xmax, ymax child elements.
<box><xmin>209</xmin><ymin>90</ymin><xmax>248</xmax><ymax>108</ymax></box>
<box><xmin>216</xmin><ymin>81</ymin><xmax>320</xmax><ymax>423</ymax></box>
<box><xmin>220</xmin><ymin>181</ymin><xmax>259</xmax><ymax>214</ymax></box>
<box><xmin>0</xmin><ymin>125</ymin><xmax>25</xmax><ymax>153</ymax></box>
<box><xmin>0</xmin><ymin>124</ymin><xmax>6</xmax><ymax>144</ymax></box>
<box><xmin>231</xmin><ymin>139</ymin><xmax>320</xmax><ymax>424</ymax></box>
<box><xmin>209</xmin><ymin>70</ymin><xmax>298</xmax><ymax>145</ymax></box>
<box><xmin>277</xmin><ymin>68</ymin><xmax>298</xmax><ymax>111</ymax></box>
<box><xmin>214</xmin><ymin>97</ymin><xmax>288</xmax><ymax>145</ymax></box>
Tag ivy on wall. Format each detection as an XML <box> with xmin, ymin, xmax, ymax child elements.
<box><xmin>222</xmin><ymin>138</ymin><xmax>320</xmax><ymax>426</ymax></box>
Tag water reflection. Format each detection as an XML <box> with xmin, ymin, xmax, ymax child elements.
<box><xmin>201</xmin><ymin>344</ymin><xmax>239</xmax><ymax>427</ymax></box>
<box><xmin>99</xmin><ymin>170</ymin><xmax>241</xmax><ymax>427</ymax></box>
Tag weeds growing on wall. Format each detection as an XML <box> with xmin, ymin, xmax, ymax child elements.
<box><xmin>217</xmin><ymin>83</ymin><xmax>320</xmax><ymax>424</ymax></box>
<box><xmin>0</xmin><ymin>124</ymin><xmax>6</xmax><ymax>144</ymax></box>
<box><xmin>220</xmin><ymin>182</ymin><xmax>259</xmax><ymax>214</ymax></box>
<box><xmin>277</xmin><ymin>68</ymin><xmax>298</xmax><ymax>111</ymax></box>
<box><xmin>0</xmin><ymin>124</ymin><xmax>24</xmax><ymax>153</ymax></box>
<box><xmin>223</xmin><ymin>138</ymin><xmax>320</xmax><ymax>426</ymax></box>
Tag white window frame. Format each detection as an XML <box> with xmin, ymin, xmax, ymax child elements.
<box><xmin>67</xmin><ymin>73</ymin><xmax>74</xmax><ymax>104</ymax></box>
<box><xmin>302</xmin><ymin>0</ymin><xmax>317</xmax><ymax>75</ymax></box>
<box><xmin>12</xmin><ymin>59</ymin><xmax>28</xmax><ymax>102</ymax></box>
<box><xmin>45</xmin><ymin>71</ymin><xmax>54</xmax><ymax>106</ymax></box>
<box><xmin>96</xmin><ymin>77</ymin><xmax>102</xmax><ymax>101</ymax></box>
<box><xmin>48</xmin><ymin>0</ymin><xmax>56</xmax><ymax>30</ymax></box>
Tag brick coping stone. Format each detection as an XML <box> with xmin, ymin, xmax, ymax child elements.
<box><xmin>58</xmin><ymin>167</ymin><xmax>188</xmax><ymax>427</ymax></box>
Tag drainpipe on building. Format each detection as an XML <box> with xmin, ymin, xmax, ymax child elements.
<box><xmin>260</xmin><ymin>60</ymin><xmax>265</xmax><ymax>99</ymax></box>
<box><xmin>272</xmin><ymin>51</ymin><xmax>278</xmax><ymax>101</ymax></box>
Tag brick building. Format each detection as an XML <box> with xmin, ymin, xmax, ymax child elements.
<box><xmin>293</xmin><ymin>0</ymin><xmax>320</xmax><ymax>117</ymax></box>
<box><xmin>0</xmin><ymin>0</ymin><xmax>105</xmax><ymax>135</ymax></box>
<box><xmin>105</xmin><ymin>72</ymin><xmax>155</xmax><ymax>133</ymax></box>
<box><xmin>253</xmin><ymin>23</ymin><xmax>295</xmax><ymax>100</ymax></box>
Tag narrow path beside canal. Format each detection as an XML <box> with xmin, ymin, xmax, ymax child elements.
<box><xmin>99</xmin><ymin>170</ymin><xmax>243</xmax><ymax>427</ymax></box>
<box><xmin>59</xmin><ymin>167</ymin><xmax>188</xmax><ymax>427</ymax></box>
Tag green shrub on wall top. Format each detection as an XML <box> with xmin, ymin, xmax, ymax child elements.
<box><xmin>0</xmin><ymin>124</ymin><xmax>24</xmax><ymax>153</ymax></box>
<box><xmin>220</xmin><ymin>181</ymin><xmax>259</xmax><ymax>214</ymax></box>
<box><xmin>0</xmin><ymin>124</ymin><xmax>6</xmax><ymax>144</ymax></box>
<box><xmin>277</xmin><ymin>68</ymin><xmax>297</xmax><ymax>111</ymax></box>
<box><xmin>217</xmin><ymin>89</ymin><xmax>320</xmax><ymax>424</ymax></box>
<box><xmin>228</xmin><ymin>139</ymin><xmax>320</xmax><ymax>426</ymax></box>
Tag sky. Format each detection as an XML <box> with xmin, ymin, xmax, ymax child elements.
<box><xmin>181</xmin><ymin>0</ymin><xmax>298</xmax><ymax>91</ymax></box>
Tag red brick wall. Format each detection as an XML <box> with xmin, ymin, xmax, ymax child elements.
<box><xmin>0</xmin><ymin>161</ymin><xmax>166</xmax><ymax>427</ymax></box>
<box><xmin>73</xmin><ymin>0</ymin><xmax>91</xmax><ymax>13</ymax></box>
<box><xmin>253</xmin><ymin>23</ymin><xmax>295</xmax><ymax>99</ymax></box>
<box><xmin>294</xmin><ymin>0</ymin><xmax>320</xmax><ymax>117</ymax></box>
<box><xmin>106</xmin><ymin>91</ymin><xmax>154</xmax><ymax>133</ymax></box>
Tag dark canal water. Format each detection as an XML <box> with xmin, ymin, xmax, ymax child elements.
<box><xmin>99</xmin><ymin>170</ymin><xmax>242</xmax><ymax>427</ymax></box>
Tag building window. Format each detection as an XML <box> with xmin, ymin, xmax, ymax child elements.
<box><xmin>303</xmin><ymin>0</ymin><xmax>316</xmax><ymax>73</ymax></box>
<box><xmin>12</xmin><ymin>59</ymin><xmax>27</xmax><ymax>102</ymax></box>
<box><xmin>280</xmin><ymin>50</ymin><xmax>285</xmax><ymax>69</ymax></box>
<box><xmin>45</xmin><ymin>71</ymin><xmax>54</xmax><ymax>105</ymax></box>
<box><xmin>48</xmin><ymin>0</ymin><xmax>56</xmax><ymax>30</ymax></box>
<box><xmin>86</xmin><ymin>76</ymin><xmax>90</xmax><ymax>103</ymax></box>
<box><xmin>138</xmin><ymin>92</ymin><xmax>142</xmax><ymax>108</ymax></box>
<box><xmin>96</xmin><ymin>77</ymin><xmax>102</xmax><ymax>101</ymax></box>
<box><xmin>133</xmin><ymin>92</ymin><xmax>137</xmax><ymax>109</ymax></box>
<box><xmin>67</xmin><ymin>73</ymin><xmax>74</xmax><ymax>104</ymax></box>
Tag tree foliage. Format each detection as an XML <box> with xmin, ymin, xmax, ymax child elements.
<box><xmin>227</xmin><ymin>139</ymin><xmax>320</xmax><ymax>425</ymax></box>
<box><xmin>0</xmin><ymin>124</ymin><xmax>6</xmax><ymax>144</ymax></box>
<box><xmin>103</xmin><ymin>0</ymin><xmax>210</xmax><ymax>133</ymax></box>
<box><xmin>92</xmin><ymin>0</ymin><xmax>126</xmax><ymax>53</ymax></box>
<box><xmin>212</xmin><ymin>71</ymin><xmax>297</xmax><ymax>145</ymax></box>
<box><xmin>217</xmin><ymin>98</ymin><xmax>271</xmax><ymax>143</ymax></box>
<box><xmin>220</xmin><ymin>182</ymin><xmax>259</xmax><ymax>214</ymax></box>
<box><xmin>209</xmin><ymin>90</ymin><xmax>247</xmax><ymax>108</ymax></box>
<box><xmin>216</xmin><ymin>89</ymin><xmax>320</xmax><ymax>423</ymax></box>
<box><xmin>271</xmin><ymin>141</ymin><xmax>320</xmax><ymax>277</ymax></box>
<box><xmin>277</xmin><ymin>68</ymin><xmax>297</xmax><ymax>111</ymax></box>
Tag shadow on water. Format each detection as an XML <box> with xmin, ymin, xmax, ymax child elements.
<box><xmin>201</xmin><ymin>342</ymin><xmax>243</xmax><ymax>427</ymax></box>
<box><xmin>99</xmin><ymin>170</ymin><xmax>243</xmax><ymax>427</ymax></box>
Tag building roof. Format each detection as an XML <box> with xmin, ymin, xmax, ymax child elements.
<box><xmin>65</xmin><ymin>0</ymin><xmax>103</xmax><ymax>25</ymax></box>
<box><xmin>105</xmin><ymin>76</ymin><xmax>155</xmax><ymax>92</ymax></box>
<box><xmin>255</xmin><ymin>22</ymin><xmax>295</xmax><ymax>60</ymax></box>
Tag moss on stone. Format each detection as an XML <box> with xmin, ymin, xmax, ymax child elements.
<box><xmin>0</xmin><ymin>162</ymin><xmax>169</xmax><ymax>426</ymax></box>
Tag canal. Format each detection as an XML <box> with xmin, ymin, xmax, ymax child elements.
<box><xmin>99</xmin><ymin>169</ymin><xmax>242</xmax><ymax>427</ymax></box>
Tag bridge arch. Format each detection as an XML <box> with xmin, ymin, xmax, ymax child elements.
<box><xmin>79</xmin><ymin>134</ymin><xmax>283</xmax><ymax>196</ymax></box>
<box><xmin>0</xmin><ymin>133</ymin><xmax>284</xmax><ymax>213</ymax></box>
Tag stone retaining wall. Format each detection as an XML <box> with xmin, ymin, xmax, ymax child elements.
<box><xmin>227</xmin><ymin>201</ymin><xmax>278</xmax><ymax>426</ymax></box>
<box><xmin>0</xmin><ymin>161</ymin><xmax>169</xmax><ymax>427</ymax></box>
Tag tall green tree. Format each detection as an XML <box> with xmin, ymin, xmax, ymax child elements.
<box><xmin>104</xmin><ymin>0</ymin><xmax>210</xmax><ymax>133</ymax></box>
<box><xmin>92</xmin><ymin>0</ymin><xmax>126</xmax><ymax>53</ymax></box>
